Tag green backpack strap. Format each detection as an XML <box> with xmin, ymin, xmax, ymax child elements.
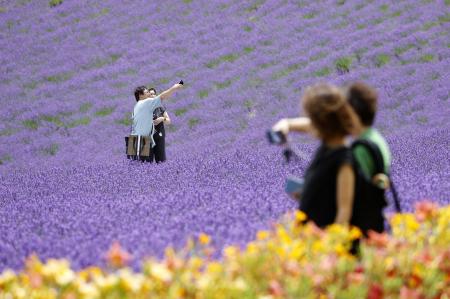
<box><xmin>352</xmin><ymin>139</ymin><xmax>385</xmax><ymax>177</ymax></box>
<box><xmin>352</xmin><ymin>139</ymin><xmax>402</xmax><ymax>213</ymax></box>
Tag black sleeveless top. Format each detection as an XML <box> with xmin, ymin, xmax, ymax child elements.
<box><xmin>299</xmin><ymin>144</ymin><xmax>354</xmax><ymax>228</ymax></box>
<box><xmin>153</xmin><ymin>106</ymin><xmax>166</xmax><ymax>135</ymax></box>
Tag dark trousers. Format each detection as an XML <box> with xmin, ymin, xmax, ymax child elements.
<box><xmin>150</xmin><ymin>132</ymin><xmax>166</xmax><ymax>163</ymax></box>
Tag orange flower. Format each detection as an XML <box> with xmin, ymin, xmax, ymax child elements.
<box><xmin>415</xmin><ymin>201</ymin><xmax>438</xmax><ymax>222</ymax></box>
<box><xmin>366</xmin><ymin>230</ymin><xmax>389</xmax><ymax>248</ymax></box>
<box><xmin>105</xmin><ymin>241</ymin><xmax>132</xmax><ymax>268</ymax></box>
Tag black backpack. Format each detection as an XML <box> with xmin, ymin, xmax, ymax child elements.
<box><xmin>350</xmin><ymin>139</ymin><xmax>401</xmax><ymax>235</ymax></box>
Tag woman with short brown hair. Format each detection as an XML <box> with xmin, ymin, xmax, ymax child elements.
<box><xmin>275</xmin><ymin>83</ymin><xmax>358</xmax><ymax>228</ymax></box>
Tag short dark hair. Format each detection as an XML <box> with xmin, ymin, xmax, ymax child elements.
<box><xmin>148</xmin><ymin>87</ymin><xmax>156</xmax><ymax>94</ymax></box>
<box><xmin>302</xmin><ymin>83</ymin><xmax>355</xmax><ymax>140</ymax></box>
<box><xmin>346</xmin><ymin>82</ymin><xmax>378</xmax><ymax>126</ymax></box>
<box><xmin>134</xmin><ymin>86</ymin><xmax>147</xmax><ymax>102</ymax></box>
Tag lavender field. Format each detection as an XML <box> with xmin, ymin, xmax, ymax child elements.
<box><xmin>0</xmin><ymin>0</ymin><xmax>449</xmax><ymax>271</ymax></box>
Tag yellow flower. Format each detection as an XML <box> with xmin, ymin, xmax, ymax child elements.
<box><xmin>276</xmin><ymin>226</ymin><xmax>292</xmax><ymax>245</ymax></box>
<box><xmin>78</xmin><ymin>281</ymin><xmax>100</xmax><ymax>298</ymax></box>
<box><xmin>42</xmin><ymin>259</ymin><xmax>71</xmax><ymax>279</ymax></box>
<box><xmin>55</xmin><ymin>268</ymin><xmax>75</xmax><ymax>286</ymax></box>
<box><xmin>289</xmin><ymin>244</ymin><xmax>304</xmax><ymax>260</ymax></box>
<box><xmin>295</xmin><ymin>210</ymin><xmax>307</xmax><ymax>222</ymax></box>
<box><xmin>224</xmin><ymin>246</ymin><xmax>238</xmax><ymax>259</ymax></box>
<box><xmin>12</xmin><ymin>286</ymin><xmax>27</xmax><ymax>299</ymax></box>
<box><xmin>189</xmin><ymin>256</ymin><xmax>204</xmax><ymax>270</ymax></box>
<box><xmin>275</xmin><ymin>246</ymin><xmax>286</xmax><ymax>258</ymax></box>
<box><xmin>246</xmin><ymin>242</ymin><xmax>258</xmax><ymax>255</ymax></box>
<box><xmin>405</xmin><ymin>216</ymin><xmax>420</xmax><ymax>231</ymax></box>
<box><xmin>327</xmin><ymin>223</ymin><xmax>346</xmax><ymax>236</ymax></box>
<box><xmin>257</xmin><ymin>230</ymin><xmax>270</xmax><ymax>241</ymax></box>
<box><xmin>312</xmin><ymin>240</ymin><xmax>324</xmax><ymax>252</ymax></box>
<box><xmin>334</xmin><ymin>244</ymin><xmax>346</xmax><ymax>255</ymax></box>
<box><xmin>196</xmin><ymin>275</ymin><xmax>212</xmax><ymax>290</ymax></box>
<box><xmin>150</xmin><ymin>263</ymin><xmax>172</xmax><ymax>282</ymax></box>
<box><xmin>412</xmin><ymin>264</ymin><xmax>423</xmax><ymax>277</ymax></box>
<box><xmin>198</xmin><ymin>233</ymin><xmax>211</xmax><ymax>245</ymax></box>
<box><xmin>384</xmin><ymin>257</ymin><xmax>395</xmax><ymax>270</ymax></box>
<box><xmin>350</xmin><ymin>227</ymin><xmax>362</xmax><ymax>240</ymax></box>
<box><xmin>93</xmin><ymin>274</ymin><xmax>118</xmax><ymax>292</ymax></box>
<box><xmin>0</xmin><ymin>269</ymin><xmax>16</xmax><ymax>286</ymax></box>
<box><xmin>118</xmin><ymin>269</ymin><xmax>144</xmax><ymax>293</ymax></box>
<box><xmin>206</xmin><ymin>262</ymin><xmax>223</xmax><ymax>274</ymax></box>
<box><xmin>232</xmin><ymin>277</ymin><xmax>247</xmax><ymax>291</ymax></box>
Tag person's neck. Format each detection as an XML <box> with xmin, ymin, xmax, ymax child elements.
<box><xmin>323</xmin><ymin>136</ymin><xmax>346</xmax><ymax>148</ymax></box>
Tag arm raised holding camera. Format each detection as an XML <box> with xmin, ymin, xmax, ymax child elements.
<box><xmin>160</xmin><ymin>82</ymin><xmax>184</xmax><ymax>101</ymax></box>
<box><xmin>272</xmin><ymin>117</ymin><xmax>313</xmax><ymax>136</ymax></box>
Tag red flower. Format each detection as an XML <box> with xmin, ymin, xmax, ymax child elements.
<box><xmin>367</xmin><ymin>283</ymin><xmax>384</xmax><ymax>299</ymax></box>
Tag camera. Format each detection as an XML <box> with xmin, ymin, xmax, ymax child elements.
<box><xmin>179</xmin><ymin>80</ymin><xmax>184</xmax><ymax>85</ymax></box>
<box><xmin>266</xmin><ymin>130</ymin><xmax>287</xmax><ymax>145</ymax></box>
<box><xmin>285</xmin><ymin>176</ymin><xmax>304</xmax><ymax>201</ymax></box>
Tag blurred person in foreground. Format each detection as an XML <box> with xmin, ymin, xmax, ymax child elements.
<box><xmin>131</xmin><ymin>83</ymin><xmax>182</xmax><ymax>162</ymax></box>
<box><xmin>273</xmin><ymin>82</ymin><xmax>393</xmax><ymax>234</ymax></box>
<box><xmin>148</xmin><ymin>87</ymin><xmax>171</xmax><ymax>163</ymax></box>
<box><xmin>273</xmin><ymin>83</ymin><xmax>359</xmax><ymax>228</ymax></box>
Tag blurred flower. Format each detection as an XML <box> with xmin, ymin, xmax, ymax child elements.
<box><xmin>223</xmin><ymin>246</ymin><xmax>239</xmax><ymax>259</ymax></box>
<box><xmin>198</xmin><ymin>233</ymin><xmax>211</xmax><ymax>245</ymax></box>
<box><xmin>367</xmin><ymin>283</ymin><xmax>384</xmax><ymax>299</ymax></box>
<box><xmin>105</xmin><ymin>241</ymin><xmax>132</xmax><ymax>268</ymax></box>
<box><xmin>268</xmin><ymin>279</ymin><xmax>284</xmax><ymax>297</ymax></box>
<box><xmin>295</xmin><ymin>210</ymin><xmax>307</xmax><ymax>222</ymax></box>
<box><xmin>415</xmin><ymin>201</ymin><xmax>438</xmax><ymax>222</ymax></box>
<box><xmin>257</xmin><ymin>230</ymin><xmax>270</xmax><ymax>241</ymax></box>
<box><xmin>150</xmin><ymin>263</ymin><xmax>172</xmax><ymax>283</ymax></box>
<box><xmin>0</xmin><ymin>269</ymin><xmax>16</xmax><ymax>286</ymax></box>
<box><xmin>366</xmin><ymin>230</ymin><xmax>389</xmax><ymax>248</ymax></box>
<box><xmin>400</xmin><ymin>286</ymin><xmax>422</xmax><ymax>299</ymax></box>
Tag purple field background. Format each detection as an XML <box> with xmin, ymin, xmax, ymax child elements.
<box><xmin>0</xmin><ymin>0</ymin><xmax>449</xmax><ymax>271</ymax></box>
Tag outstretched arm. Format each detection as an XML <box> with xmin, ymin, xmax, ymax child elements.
<box><xmin>160</xmin><ymin>83</ymin><xmax>183</xmax><ymax>100</ymax></box>
<box><xmin>272</xmin><ymin>117</ymin><xmax>313</xmax><ymax>135</ymax></box>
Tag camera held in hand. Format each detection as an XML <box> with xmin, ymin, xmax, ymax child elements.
<box><xmin>285</xmin><ymin>176</ymin><xmax>304</xmax><ymax>201</ymax></box>
<box><xmin>266</xmin><ymin>130</ymin><xmax>287</xmax><ymax>145</ymax></box>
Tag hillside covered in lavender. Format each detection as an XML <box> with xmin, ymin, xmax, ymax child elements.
<box><xmin>0</xmin><ymin>0</ymin><xmax>449</xmax><ymax>271</ymax></box>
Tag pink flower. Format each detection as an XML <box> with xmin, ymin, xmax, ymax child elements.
<box><xmin>400</xmin><ymin>286</ymin><xmax>424</xmax><ymax>299</ymax></box>
<box><xmin>268</xmin><ymin>279</ymin><xmax>284</xmax><ymax>297</ymax></box>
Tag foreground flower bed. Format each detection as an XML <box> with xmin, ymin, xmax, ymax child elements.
<box><xmin>1</xmin><ymin>202</ymin><xmax>449</xmax><ymax>299</ymax></box>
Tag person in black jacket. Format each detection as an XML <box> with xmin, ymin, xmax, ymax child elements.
<box><xmin>149</xmin><ymin>87</ymin><xmax>171</xmax><ymax>163</ymax></box>
<box><xmin>273</xmin><ymin>83</ymin><xmax>359</xmax><ymax>228</ymax></box>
